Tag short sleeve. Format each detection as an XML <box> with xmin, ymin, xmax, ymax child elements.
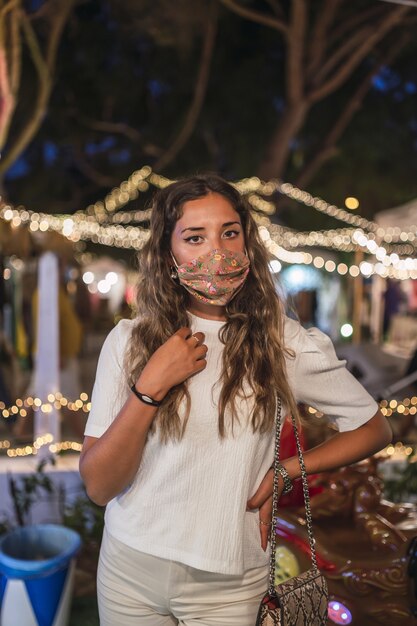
<box><xmin>284</xmin><ymin>318</ymin><xmax>378</xmax><ymax>432</ymax></box>
<box><xmin>84</xmin><ymin>319</ymin><xmax>134</xmax><ymax>438</ymax></box>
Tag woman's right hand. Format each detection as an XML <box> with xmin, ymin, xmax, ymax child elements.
<box><xmin>134</xmin><ymin>327</ymin><xmax>207</xmax><ymax>401</ymax></box>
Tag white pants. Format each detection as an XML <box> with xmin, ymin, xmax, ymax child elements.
<box><xmin>97</xmin><ymin>528</ymin><xmax>269</xmax><ymax>625</ymax></box>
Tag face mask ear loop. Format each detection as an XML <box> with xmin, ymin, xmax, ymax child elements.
<box><xmin>170</xmin><ymin>251</ymin><xmax>179</xmax><ymax>280</ymax></box>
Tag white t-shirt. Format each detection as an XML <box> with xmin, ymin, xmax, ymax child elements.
<box><xmin>84</xmin><ymin>312</ymin><xmax>378</xmax><ymax>575</ymax></box>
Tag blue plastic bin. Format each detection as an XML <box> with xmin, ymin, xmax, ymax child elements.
<box><xmin>0</xmin><ymin>524</ymin><xmax>81</xmax><ymax>626</ymax></box>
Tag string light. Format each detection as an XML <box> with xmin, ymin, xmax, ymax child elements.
<box><xmin>2</xmin><ymin>166</ymin><xmax>417</xmax><ymax>242</ymax></box>
<box><xmin>2</xmin><ymin>393</ymin><xmax>413</xmax><ymax>458</ymax></box>
<box><xmin>351</xmin><ymin>229</ymin><xmax>417</xmax><ymax>271</ymax></box>
<box><xmin>0</xmin><ymin>393</ymin><xmax>91</xmax><ymax>420</ymax></box>
<box><xmin>84</xmin><ymin>165</ymin><xmax>153</xmax><ymax>217</ymax></box>
<box><xmin>259</xmin><ymin>224</ymin><xmax>417</xmax><ymax>280</ymax></box>
<box><xmin>0</xmin><ymin>385</ymin><xmax>414</xmax><ymax>456</ymax></box>
<box><xmin>380</xmin><ymin>395</ymin><xmax>417</xmax><ymax>419</ymax></box>
<box><xmin>3</xmin><ymin>167</ymin><xmax>417</xmax><ymax>279</ymax></box>
<box><xmin>382</xmin><ymin>441</ymin><xmax>414</xmax><ymax>460</ymax></box>
<box><xmin>3</xmin><ymin>209</ymin><xmax>417</xmax><ymax>279</ymax></box>
<box><xmin>4</xmin><ymin>439</ymin><xmax>83</xmax><ymax>458</ymax></box>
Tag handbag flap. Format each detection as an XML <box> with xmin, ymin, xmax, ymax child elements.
<box><xmin>275</xmin><ymin>568</ymin><xmax>328</xmax><ymax>626</ymax></box>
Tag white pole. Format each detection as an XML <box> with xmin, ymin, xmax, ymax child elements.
<box><xmin>370</xmin><ymin>275</ymin><xmax>386</xmax><ymax>344</ymax></box>
<box><xmin>34</xmin><ymin>252</ymin><xmax>60</xmax><ymax>457</ymax></box>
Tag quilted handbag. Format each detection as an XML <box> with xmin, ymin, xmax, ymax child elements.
<box><xmin>255</xmin><ymin>397</ymin><xmax>329</xmax><ymax>626</ymax></box>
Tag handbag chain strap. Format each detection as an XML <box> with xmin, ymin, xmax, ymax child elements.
<box><xmin>268</xmin><ymin>396</ymin><xmax>318</xmax><ymax>596</ymax></box>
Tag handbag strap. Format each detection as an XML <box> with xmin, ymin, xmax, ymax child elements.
<box><xmin>268</xmin><ymin>396</ymin><xmax>318</xmax><ymax>596</ymax></box>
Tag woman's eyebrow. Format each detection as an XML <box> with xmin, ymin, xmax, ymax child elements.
<box><xmin>181</xmin><ymin>221</ymin><xmax>241</xmax><ymax>234</ymax></box>
<box><xmin>181</xmin><ymin>226</ymin><xmax>205</xmax><ymax>233</ymax></box>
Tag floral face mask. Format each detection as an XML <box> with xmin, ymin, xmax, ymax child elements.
<box><xmin>172</xmin><ymin>248</ymin><xmax>250</xmax><ymax>306</ymax></box>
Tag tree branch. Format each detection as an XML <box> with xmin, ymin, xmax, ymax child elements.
<box><xmin>313</xmin><ymin>25</ymin><xmax>373</xmax><ymax>84</ymax></box>
<box><xmin>296</xmin><ymin>35</ymin><xmax>409</xmax><ymax>188</ymax></box>
<box><xmin>0</xmin><ymin>0</ymin><xmax>76</xmax><ymax>174</ymax></box>
<box><xmin>0</xmin><ymin>46</ymin><xmax>14</xmax><ymax>146</ymax></box>
<box><xmin>328</xmin><ymin>4</ymin><xmax>388</xmax><ymax>47</ymax></box>
<box><xmin>308</xmin><ymin>5</ymin><xmax>409</xmax><ymax>103</ymax></box>
<box><xmin>219</xmin><ymin>0</ymin><xmax>287</xmax><ymax>33</ymax></box>
<box><xmin>0</xmin><ymin>1</ymin><xmax>21</xmax><ymax>148</ymax></box>
<box><xmin>43</xmin><ymin>0</ymin><xmax>75</xmax><ymax>73</ymax></box>
<box><xmin>258</xmin><ymin>100</ymin><xmax>308</xmax><ymax>180</ymax></box>
<box><xmin>9</xmin><ymin>2</ymin><xmax>21</xmax><ymax>94</ymax></box>
<box><xmin>154</xmin><ymin>0</ymin><xmax>218</xmax><ymax>172</ymax></box>
<box><xmin>265</xmin><ymin>0</ymin><xmax>285</xmax><ymax>19</ymax></box>
<box><xmin>306</xmin><ymin>0</ymin><xmax>341</xmax><ymax>77</ymax></box>
<box><xmin>73</xmin><ymin>145</ymin><xmax>120</xmax><ymax>188</ymax></box>
<box><xmin>19</xmin><ymin>9</ymin><xmax>49</xmax><ymax>77</ymax></box>
<box><xmin>0</xmin><ymin>3</ymin><xmax>20</xmax><ymax>143</ymax></box>
<box><xmin>286</xmin><ymin>0</ymin><xmax>307</xmax><ymax>102</ymax></box>
<box><xmin>77</xmin><ymin>116</ymin><xmax>163</xmax><ymax>158</ymax></box>
<box><xmin>0</xmin><ymin>0</ymin><xmax>19</xmax><ymax>33</ymax></box>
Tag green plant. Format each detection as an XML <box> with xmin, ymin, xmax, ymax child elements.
<box><xmin>8</xmin><ymin>458</ymin><xmax>55</xmax><ymax>526</ymax></box>
<box><xmin>6</xmin><ymin>455</ymin><xmax>104</xmax><ymax>552</ymax></box>
<box><xmin>62</xmin><ymin>496</ymin><xmax>104</xmax><ymax>546</ymax></box>
<box><xmin>0</xmin><ymin>515</ymin><xmax>11</xmax><ymax>537</ymax></box>
<box><xmin>383</xmin><ymin>452</ymin><xmax>417</xmax><ymax>503</ymax></box>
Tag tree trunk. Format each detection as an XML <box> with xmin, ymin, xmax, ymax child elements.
<box><xmin>258</xmin><ymin>101</ymin><xmax>307</xmax><ymax>180</ymax></box>
<box><xmin>295</xmin><ymin>35</ymin><xmax>409</xmax><ymax>189</ymax></box>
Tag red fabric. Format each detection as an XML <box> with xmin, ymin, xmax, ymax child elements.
<box><xmin>279</xmin><ymin>416</ymin><xmax>323</xmax><ymax>507</ymax></box>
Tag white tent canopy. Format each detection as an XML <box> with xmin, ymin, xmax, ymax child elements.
<box><xmin>375</xmin><ymin>198</ymin><xmax>417</xmax><ymax>229</ymax></box>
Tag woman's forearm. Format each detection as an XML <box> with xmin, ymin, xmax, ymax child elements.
<box><xmin>284</xmin><ymin>409</ymin><xmax>392</xmax><ymax>480</ymax></box>
<box><xmin>79</xmin><ymin>394</ymin><xmax>158</xmax><ymax>506</ymax></box>
<box><xmin>80</xmin><ymin>327</ymin><xmax>208</xmax><ymax>506</ymax></box>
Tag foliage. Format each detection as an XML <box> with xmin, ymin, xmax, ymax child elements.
<box><xmin>0</xmin><ymin>514</ymin><xmax>11</xmax><ymax>536</ymax></box>
<box><xmin>8</xmin><ymin>458</ymin><xmax>55</xmax><ymax>526</ymax></box>
<box><xmin>2</xmin><ymin>0</ymin><xmax>417</xmax><ymax>225</ymax></box>
<box><xmin>68</xmin><ymin>595</ymin><xmax>99</xmax><ymax>626</ymax></box>
<box><xmin>383</xmin><ymin>452</ymin><xmax>417</xmax><ymax>503</ymax></box>
<box><xmin>0</xmin><ymin>0</ymin><xmax>78</xmax><ymax>177</ymax></box>
<box><xmin>62</xmin><ymin>494</ymin><xmax>104</xmax><ymax>547</ymax></box>
<box><xmin>2</xmin><ymin>457</ymin><xmax>103</xmax><ymax>623</ymax></box>
<box><xmin>4</xmin><ymin>456</ymin><xmax>104</xmax><ymax>546</ymax></box>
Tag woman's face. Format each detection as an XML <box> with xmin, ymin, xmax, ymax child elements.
<box><xmin>170</xmin><ymin>192</ymin><xmax>245</xmax><ymax>265</ymax></box>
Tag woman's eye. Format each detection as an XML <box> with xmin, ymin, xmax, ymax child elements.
<box><xmin>223</xmin><ymin>229</ymin><xmax>240</xmax><ymax>238</ymax></box>
<box><xmin>184</xmin><ymin>235</ymin><xmax>203</xmax><ymax>244</ymax></box>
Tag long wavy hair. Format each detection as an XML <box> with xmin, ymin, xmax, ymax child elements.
<box><xmin>126</xmin><ymin>174</ymin><xmax>299</xmax><ymax>441</ymax></box>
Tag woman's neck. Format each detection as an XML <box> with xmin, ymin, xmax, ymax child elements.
<box><xmin>187</xmin><ymin>299</ymin><xmax>226</xmax><ymax>321</ymax></box>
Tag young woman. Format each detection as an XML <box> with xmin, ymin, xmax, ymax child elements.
<box><xmin>80</xmin><ymin>174</ymin><xmax>392</xmax><ymax>626</ymax></box>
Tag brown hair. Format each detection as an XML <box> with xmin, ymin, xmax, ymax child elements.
<box><xmin>126</xmin><ymin>174</ymin><xmax>298</xmax><ymax>441</ymax></box>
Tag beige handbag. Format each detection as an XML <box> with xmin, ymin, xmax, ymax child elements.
<box><xmin>255</xmin><ymin>397</ymin><xmax>329</xmax><ymax>626</ymax></box>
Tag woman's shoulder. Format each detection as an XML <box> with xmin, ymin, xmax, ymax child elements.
<box><xmin>283</xmin><ymin>315</ymin><xmax>304</xmax><ymax>350</ymax></box>
<box><xmin>114</xmin><ymin>317</ymin><xmax>137</xmax><ymax>338</ymax></box>
<box><xmin>99</xmin><ymin>318</ymin><xmax>136</xmax><ymax>362</ymax></box>
<box><xmin>283</xmin><ymin>315</ymin><xmax>338</xmax><ymax>361</ymax></box>
<box><xmin>104</xmin><ymin>317</ymin><xmax>136</xmax><ymax>342</ymax></box>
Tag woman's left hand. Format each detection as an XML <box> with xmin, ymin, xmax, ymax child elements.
<box><xmin>246</xmin><ymin>410</ymin><xmax>393</xmax><ymax>552</ymax></box>
<box><xmin>247</xmin><ymin>468</ymin><xmax>283</xmax><ymax>551</ymax></box>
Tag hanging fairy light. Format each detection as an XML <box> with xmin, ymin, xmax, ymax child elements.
<box><xmin>0</xmin><ymin>392</ymin><xmax>91</xmax><ymax>421</ymax></box>
<box><xmin>2</xmin><ymin>393</ymin><xmax>414</xmax><ymax>458</ymax></box>
<box><xmin>3</xmin><ymin>166</ymin><xmax>417</xmax><ymax>279</ymax></box>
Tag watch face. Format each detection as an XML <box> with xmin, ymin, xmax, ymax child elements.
<box><xmin>131</xmin><ymin>385</ymin><xmax>158</xmax><ymax>405</ymax></box>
